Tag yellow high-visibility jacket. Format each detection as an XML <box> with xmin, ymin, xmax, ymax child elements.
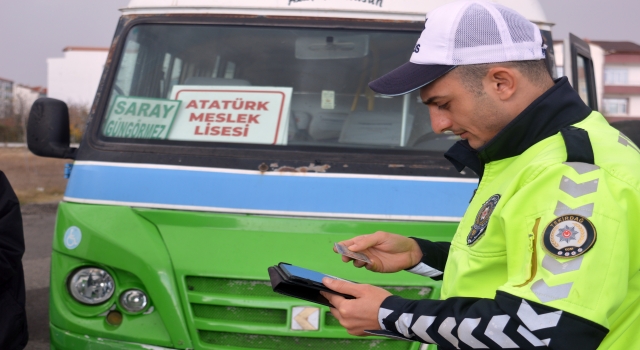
<box><xmin>376</xmin><ymin>77</ymin><xmax>640</xmax><ymax>349</ymax></box>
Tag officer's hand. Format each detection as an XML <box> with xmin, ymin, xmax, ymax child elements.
<box><xmin>320</xmin><ymin>277</ymin><xmax>392</xmax><ymax>336</ymax></box>
<box><xmin>335</xmin><ymin>231</ymin><xmax>422</xmax><ymax>273</ymax></box>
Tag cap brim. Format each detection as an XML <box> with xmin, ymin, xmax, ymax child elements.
<box><xmin>368</xmin><ymin>63</ymin><xmax>456</xmax><ymax>96</ymax></box>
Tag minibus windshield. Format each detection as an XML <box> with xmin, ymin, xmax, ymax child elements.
<box><xmin>101</xmin><ymin>24</ymin><xmax>460</xmax><ymax>151</ymax></box>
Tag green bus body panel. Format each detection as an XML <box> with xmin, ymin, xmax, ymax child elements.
<box><xmin>134</xmin><ymin>208</ymin><xmax>456</xmax><ymax>284</ymax></box>
<box><xmin>51</xmin><ymin>202</ymin><xmax>457</xmax><ymax>349</ymax></box>
<box><xmin>52</xmin><ymin>202</ymin><xmax>191</xmax><ymax>348</ymax></box>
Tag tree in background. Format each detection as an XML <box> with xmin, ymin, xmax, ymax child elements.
<box><xmin>0</xmin><ymin>95</ymin><xmax>23</xmax><ymax>143</ymax></box>
<box><xmin>0</xmin><ymin>93</ymin><xmax>89</xmax><ymax>144</ymax></box>
<box><xmin>13</xmin><ymin>92</ymin><xmax>30</xmax><ymax>143</ymax></box>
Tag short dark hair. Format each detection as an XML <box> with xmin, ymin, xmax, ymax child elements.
<box><xmin>454</xmin><ymin>60</ymin><xmax>552</xmax><ymax>95</ymax></box>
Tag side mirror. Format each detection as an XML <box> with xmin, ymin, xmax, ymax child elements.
<box><xmin>27</xmin><ymin>98</ymin><xmax>77</xmax><ymax>159</ymax></box>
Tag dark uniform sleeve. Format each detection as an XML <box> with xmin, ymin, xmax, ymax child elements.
<box><xmin>374</xmin><ymin>292</ymin><xmax>607</xmax><ymax>349</ymax></box>
<box><xmin>404</xmin><ymin>238</ymin><xmax>450</xmax><ymax>280</ymax></box>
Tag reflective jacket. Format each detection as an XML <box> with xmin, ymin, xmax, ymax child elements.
<box><xmin>375</xmin><ymin>78</ymin><xmax>640</xmax><ymax>349</ymax></box>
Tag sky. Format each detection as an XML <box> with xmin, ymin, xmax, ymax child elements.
<box><xmin>1</xmin><ymin>0</ymin><xmax>639</xmax><ymax>87</ymax></box>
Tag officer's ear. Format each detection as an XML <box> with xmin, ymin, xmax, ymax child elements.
<box><xmin>483</xmin><ymin>66</ymin><xmax>518</xmax><ymax>102</ymax></box>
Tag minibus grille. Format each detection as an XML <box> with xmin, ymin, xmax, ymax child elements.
<box><xmin>192</xmin><ymin>304</ymin><xmax>287</xmax><ymax>325</ymax></box>
<box><xmin>185</xmin><ymin>276</ymin><xmax>431</xmax><ymax>350</ymax></box>
<box><xmin>186</xmin><ymin>276</ymin><xmax>433</xmax><ymax>299</ymax></box>
<box><xmin>186</xmin><ymin>276</ymin><xmax>277</xmax><ymax>297</ymax></box>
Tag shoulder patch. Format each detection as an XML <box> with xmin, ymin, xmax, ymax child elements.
<box><xmin>542</xmin><ymin>215</ymin><xmax>596</xmax><ymax>258</ymax></box>
<box><xmin>468</xmin><ymin>194</ymin><xmax>500</xmax><ymax>246</ymax></box>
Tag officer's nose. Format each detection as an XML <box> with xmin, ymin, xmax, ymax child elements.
<box><xmin>429</xmin><ymin>108</ymin><xmax>453</xmax><ymax>134</ymax></box>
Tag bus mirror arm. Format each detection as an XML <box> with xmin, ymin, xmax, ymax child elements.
<box><xmin>27</xmin><ymin>98</ymin><xmax>77</xmax><ymax>159</ymax></box>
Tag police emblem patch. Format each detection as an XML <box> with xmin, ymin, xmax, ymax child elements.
<box><xmin>467</xmin><ymin>194</ymin><xmax>501</xmax><ymax>246</ymax></box>
<box><xmin>542</xmin><ymin>215</ymin><xmax>596</xmax><ymax>258</ymax></box>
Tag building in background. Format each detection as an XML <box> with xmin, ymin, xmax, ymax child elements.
<box><xmin>554</xmin><ymin>40</ymin><xmax>640</xmax><ymax>122</ymax></box>
<box><xmin>47</xmin><ymin>47</ymin><xmax>108</xmax><ymax>107</ymax></box>
<box><xmin>13</xmin><ymin>85</ymin><xmax>47</xmax><ymax>117</ymax></box>
<box><xmin>593</xmin><ymin>41</ymin><xmax>640</xmax><ymax>121</ymax></box>
<box><xmin>0</xmin><ymin>77</ymin><xmax>14</xmax><ymax>119</ymax></box>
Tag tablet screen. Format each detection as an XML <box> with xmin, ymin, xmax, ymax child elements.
<box><xmin>280</xmin><ymin>264</ymin><xmax>330</xmax><ymax>285</ymax></box>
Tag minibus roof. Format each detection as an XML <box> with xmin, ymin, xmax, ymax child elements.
<box><xmin>123</xmin><ymin>0</ymin><xmax>550</xmax><ymax>26</ymax></box>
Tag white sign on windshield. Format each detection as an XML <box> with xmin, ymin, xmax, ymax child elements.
<box><xmin>168</xmin><ymin>85</ymin><xmax>292</xmax><ymax>145</ymax></box>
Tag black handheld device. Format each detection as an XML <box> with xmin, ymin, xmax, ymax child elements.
<box><xmin>268</xmin><ymin>262</ymin><xmax>355</xmax><ymax>307</ymax></box>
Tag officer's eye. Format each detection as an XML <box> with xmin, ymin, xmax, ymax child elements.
<box><xmin>438</xmin><ymin>102</ymin><xmax>450</xmax><ymax>110</ymax></box>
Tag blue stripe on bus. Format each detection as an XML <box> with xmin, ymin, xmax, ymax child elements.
<box><xmin>65</xmin><ymin>163</ymin><xmax>477</xmax><ymax>218</ymax></box>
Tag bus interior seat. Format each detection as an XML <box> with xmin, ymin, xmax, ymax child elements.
<box><xmin>287</xmin><ymin>111</ymin><xmax>313</xmax><ymax>143</ymax></box>
<box><xmin>307</xmin><ymin>112</ymin><xmax>349</xmax><ymax>141</ymax></box>
<box><xmin>339</xmin><ymin>111</ymin><xmax>414</xmax><ymax>146</ymax></box>
<box><xmin>289</xmin><ymin>93</ymin><xmax>351</xmax><ymax>142</ymax></box>
<box><xmin>288</xmin><ymin>93</ymin><xmax>416</xmax><ymax>145</ymax></box>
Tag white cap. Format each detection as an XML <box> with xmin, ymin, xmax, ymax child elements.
<box><xmin>369</xmin><ymin>0</ymin><xmax>546</xmax><ymax>96</ymax></box>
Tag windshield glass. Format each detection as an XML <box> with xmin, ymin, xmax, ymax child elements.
<box><xmin>102</xmin><ymin>24</ymin><xmax>460</xmax><ymax>151</ymax></box>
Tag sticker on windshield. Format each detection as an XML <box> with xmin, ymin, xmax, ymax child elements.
<box><xmin>321</xmin><ymin>90</ymin><xmax>335</xmax><ymax>110</ymax></box>
<box><xmin>168</xmin><ymin>85</ymin><xmax>292</xmax><ymax>145</ymax></box>
<box><xmin>103</xmin><ymin>96</ymin><xmax>181</xmax><ymax>139</ymax></box>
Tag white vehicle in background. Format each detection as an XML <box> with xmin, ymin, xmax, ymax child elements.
<box><xmin>29</xmin><ymin>0</ymin><xmax>600</xmax><ymax>349</ymax></box>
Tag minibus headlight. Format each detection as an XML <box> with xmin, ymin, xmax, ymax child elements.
<box><xmin>68</xmin><ymin>268</ymin><xmax>115</xmax><ymax>305</ymax></box>
<box><xmin>120</xmin><ymin>289</ymin><xmax>148</xmax><ymax>312</ymax></box>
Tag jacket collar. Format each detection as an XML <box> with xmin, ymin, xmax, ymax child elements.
<box><xmin>444</xmin><ymin>77</ymin><xmax>593</xmax><ymax>178</ymax></box>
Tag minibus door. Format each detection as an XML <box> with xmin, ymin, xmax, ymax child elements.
<box><xmin>565</xmin><ymin>33</ymin><xmax>598</xmax><ymax>110</ymax></box>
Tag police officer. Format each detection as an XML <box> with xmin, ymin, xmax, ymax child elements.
<box><xmin>320</xmin><ymin>1</ymin><xmax>640</xmax><ymax>349</ymax></box>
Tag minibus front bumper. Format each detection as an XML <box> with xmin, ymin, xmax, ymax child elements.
<box><xmin>50</xmin><ymin>323</ymin><xmax>180</xmax><ymax>350</ymax></box>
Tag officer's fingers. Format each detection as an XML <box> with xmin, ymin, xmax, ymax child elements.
<box><xmin>348</xmin><ymin>232</ymin><xmax>386</xmax><ymax>252</ymax></box>
<box><xmin>329</xmin><ymin>306</ymin><xmax>365</xmax><ymax>336</ymax></box>
<box><xmin>333</xmin><ymin>242</ymin><xmax>353</xmax><ymax>254</ymax></box>
<box><xmin>342</xmin><ymin>255</ymin><xmax>353</xmax><ymax>263</ymax></box>
<box><xmin>328</xmin><ymin>306</ymin><xmax>343</xmax><ymax>322</ymax></box>
<box><xmin>364</xmin><ymin>261</ymin><xmax>377</xmax><ymax>271</ymax></box>
<box><xmin>326</xmin><ymin>300</ymin><xmax>358</xmax><ymax>334</ymax></box>
<box><xmin>337</xmin><ymin>238</ymin><xmax>356</xmax><ymax>250</ymax></box>
<box><xmin>320</xmin><ymin>291</ymin><xmax>345</xmax><ymax>308</ymax></box>
<box><xmin>322</xmin><ymin>277</ymin><xmax>366</xmax><ymax>298</ymax></box>
<box><xmin>352</xmin><ymin>259</ymin><xmax>366</xmax><ymax>268</ymax></box>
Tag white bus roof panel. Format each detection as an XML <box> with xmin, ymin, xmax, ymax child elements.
<box><xmin>124</xmin><ymin>0</ymin><xmax>549</xmax><ymax>25</ymax></box>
